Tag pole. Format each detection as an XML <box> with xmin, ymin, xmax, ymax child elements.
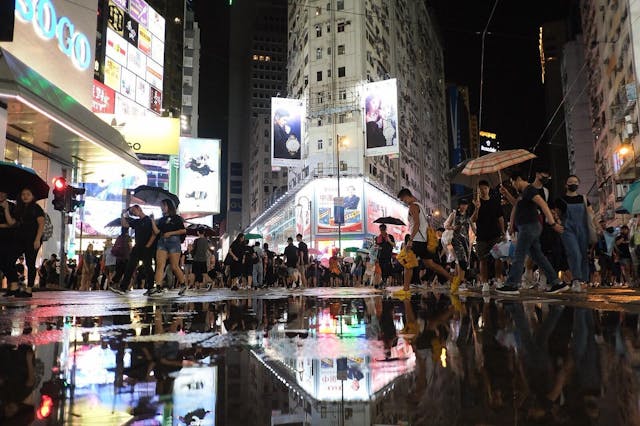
<box><xmin>337</xmin><ymin>134</ymin><xmax>342</xmax><ymax>254</ymax></box>
<box><xmin>59</xmin><ymin>211</ymin><xmax>67</xmax><ymax>288</ymax></box>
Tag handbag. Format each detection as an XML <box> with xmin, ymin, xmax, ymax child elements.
<box><xmin>397</xmin><ymin>247</ymin><xmax>418</xmax><ymax>269</ymax></box>
<box><xmin>583</xmin><ymin>197</ymin><xmax>597</xmax><ymax>245</ymax></box>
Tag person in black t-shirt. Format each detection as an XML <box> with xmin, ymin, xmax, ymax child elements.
<box><xmin>284</xmin><ymin>237</ymin><xmax>299</xmax><ymax>286</ymax></box>
<box><xmin>13</xmin><ymin>188</ymin><xmax>45</xmax><ymax>296</ymax></box>
<box><xmin>471</xmin><ymin>180</ymin><xmax>505</xmax><ymax>286</ymax></box>
<box><xmin>150</xmin><ymin>199</ymin><xmax>187</xmax><ymax>295</ymax></box>
<box><xmin>242</xmin><ymin>240</ymin><xmax>255</xmax><ymax>289</ymax></box>
<box><xmin>615</xmin><ymin>225</ymin><xmax>633</xmax><ymax>284</ymax></box>
<box><xmin>0</xmin><ymin>190</ymin><xmax>21</xmax><ymax>297</ymax></box>
<box><xmin>110</xmin><ymin>204</ymin><xmax>156</xmax><ymax>295</ymax></box>
<box><xmin>296</xmin><ymin>234</ymin><xmax>309</xmax><ymax>287</ymax></box>
<box><xmin>497</xmin><ymin>169</ymin><xmax>565</xmax><ymax>295</ymax></box>
<box><xmin>375</xmin><ymin>224</ymin><xmax>396</xmax><ymax>285</ymax></box>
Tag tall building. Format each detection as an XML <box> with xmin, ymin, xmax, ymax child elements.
<box><xmin>227</xmin><ymin>0</ymin><xmax>288</xmax><ymax>234</ymax></box>
<box><xmin>244</xmin><ymin>0</ymin><xmax>450</xmax><ymax>251</ymax></box>
<box><xmin>446</xmin><ymin>84</ymin><xmax>472</xmax><ymax>199</ymax></box>
<box><xmin>181</xmin><ymin>0</ymin><xmax>200</xmax><ymax>137</ymax></box>
<box><xmin>580</xmin><ymin>0</ymin><xmax>638</xmax><ymax>221</ymax></box>
<box><xmin>562</xmin><ymin>36</ymin><xmax>595</xmax><ymax>199</ymax></box>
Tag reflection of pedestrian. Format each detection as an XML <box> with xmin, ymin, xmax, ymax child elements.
<box><xmin>343</xmin><ymin>186</ymin><xmax>360</xmax><ymax>209</ymax></box>
<box><xmin>273</xmin><ymin>108</ymin><xmax>300</xmax><ymax>159</ymax></box>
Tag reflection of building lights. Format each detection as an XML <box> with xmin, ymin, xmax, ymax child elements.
<box><xmin>440</xmin><ymin>347</ymin><xmax>447</xmax><ymax>368</ymax></box>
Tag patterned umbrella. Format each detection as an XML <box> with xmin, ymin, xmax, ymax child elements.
<box><xmin>461</xmin><ymin>149</ymin><xmax>537</xmax><ymax>181</ymax></box>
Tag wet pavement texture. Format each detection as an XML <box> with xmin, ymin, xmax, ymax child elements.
<box><xmin>2</xmin><ymin>287</ymin><xmax>640</xmax><ymax>425</ymax></box>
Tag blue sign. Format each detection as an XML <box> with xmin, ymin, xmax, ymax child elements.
<box><xmin>333</xmin><ymin>196</ymin><xmax>344</xmax><ymax>225</ymax></box>
<box><xmin>15</xmin><ymin>0</ymin><xmax>92</xmax><ymax>70</ymax></box>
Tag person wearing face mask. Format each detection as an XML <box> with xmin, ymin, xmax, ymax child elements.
<box><xmin>554</xmin><ymin>175</ymin><xmax>594</xmax><ymax>292</ymax></box>
<box><xmin>444</xmin><ymin>198</ymin><xmax>473</xmax><ymax>291</ymax></box>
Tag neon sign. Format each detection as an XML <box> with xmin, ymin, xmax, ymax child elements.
<box><xmin>15</xmin><ymin>0</ymin><xmax>92</xmax><ymax>70</ymax></box>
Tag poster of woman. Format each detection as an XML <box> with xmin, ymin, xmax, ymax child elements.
<box><xmin>362</xmin><ymin>79</ymin><xmax>399</xmax><ymax>157</ymax></box>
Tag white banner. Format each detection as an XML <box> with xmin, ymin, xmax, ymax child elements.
<box><xmin>179</xmin><ymin>138</ymin><xmax>221</xmax><ymax>214</ymax></box>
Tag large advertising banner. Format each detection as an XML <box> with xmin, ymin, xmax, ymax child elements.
<box><xmin>362</xmin><ymin>79</ymin><xmax>399</xmax><ymax>157</ymax></box>
<box><xmin>271</xmin><ymin>98</ymin><xmax>305</xmax><ymax>167</ymax></box>
<box><xmin>317</xmin><ymin>357</ymin><xmax>369</xmax><ymax>401</ymax></box>
<box><xmin>179</xmin><ymin>138</ymin><xmax>221</xmax><ymax>214</ymax></box>
<box><xmin>295</xmin><ymin>189</ymin><xmax>313</xmax><ymax>241</ymax></box>
<box><xmin>364</xmin><ymin>184</ymin><xmax>408</xmax><ymax>243</ymax></box>
<box><xmin>173</xmin><ymin>366</ymin><xmax>217</xmax><ymax>426</ymax></box>
<box><xmin>316</xmin><ymin>178</ymin><xmax>363</xmax><ymax>235</ymax></box>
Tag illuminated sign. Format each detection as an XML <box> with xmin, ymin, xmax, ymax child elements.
<box><xmin>15</xmin><ymin>0</ymin><xmax>92</xmax><ymax>70</ymax></box>
<box><xmin>179</xmin><ymin>138</ymin><xmax>221</xmax><ymax>214</ymax></box>
<box><xmin>479</xmin><ymin>130</ymin><xmax>499</xmax><ymax>155</ymax></box>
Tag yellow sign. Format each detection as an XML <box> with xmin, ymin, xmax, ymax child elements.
<box><xmin>104</xmin><ymin>57</ymin><xmax>121</xmax><ymax>91</ymax></box>
<box><xmin>479</xmin><ymin>130</ymin><xmax>496</xmax><ymax>139</ymax></box>
<box><xmin>96</xmin><ymin>115</ymin><xmax>180</xmax><ymax>155</ymax></box>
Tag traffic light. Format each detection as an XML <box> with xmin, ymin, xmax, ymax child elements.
<box><xmin>65</xmin><ymin>186</ymin><xmax>86</xmax><ymax>212</ymax></box>
<box><xmin>52</xmin><ymin>177</ymin><xmax>67</xmax><ymax>211</ymax></box>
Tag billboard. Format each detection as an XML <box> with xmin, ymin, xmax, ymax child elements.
<box><xmin>1</xmin><ymin>0</ymin><xmax>98</xmax><ymax>108</ymax></box>
<box><xmin>95</xmin><ymin>113</ymin><xmax>180</xmax><ymax>154</ymax></box>
<box><xmin>315</xmin><ymin>178</ymin><xmax>363</xmax><ymax>235</ymax></box>
<box><xmin>364</xmin><ymin>184</ymin><xmax>408</xmax><ymax>243</ymax></box>
<box><xmin>178</xmin><ymin>138</ymin><xmax>221</xmax><ymax>214</ymax></box>
<box><xmin>271</xmin><ymin>98</ymin><xmax>305</xmax><ymax>167</ymax></box>
<box><xmin>95</xmin><ymin>0</ymin><xmax>165</xmax><ymax>116</ymax></box>
<box><xmin>173</xmin><ymin>366</ymin><xmax>217</xmax><ymax>426</ymax></box>
<box><xmin>479</xmin><ymin>130</ymin><xmax>500</xmax><ymax>156</ymax></box>
<box><xmin>362</xmin><ymin>79</ymin><xmax>399</xmax><ymax>157</ymax></box>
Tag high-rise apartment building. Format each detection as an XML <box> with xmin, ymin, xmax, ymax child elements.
<box><xmin>446</xmin><ymin>84</ymin><xmax>473</xmax><ymax>199</ymax></box>
<box><xmin>580</xmin><ymin>0</ymin><xmax>639</xmax><ymax>220</ymax></box>
<box><xmin>181</xmin><ymin>0</ymin><xmax>200</xmax><ymax>137</ymax></box>
<box><xmin>286</xmin><ymin>0</ymin><xmax>449</xmax><ymax>213</ymax></box>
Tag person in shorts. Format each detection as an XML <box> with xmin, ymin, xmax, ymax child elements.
<box><xmin>149</xmin><ymin>199</ymin><xmax>187</xmax><ymax>295</ymax></box>
<box><xmin>471</xmin><ymin>180</ymin><xmax>505</xmax><ymax>288</ymax></box>
<box><xmin>284</xmin><ymin>237</ymin><xmax>299</xmax><ymax>288</ymax></box>
<box><xmin>397</xmin><ymin>188</ymin><xmax>457</xmax><ymax>296</ymax></box>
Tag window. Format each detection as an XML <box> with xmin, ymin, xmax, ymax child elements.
<box><xmin>315</xmin><ymin>6</ymin><xmax>322</xmax><ymax>15</ymax></box>
<box><xmin>337</xmin><ymin>0</ymin><xmax>344</xmax><ymax>10</ymax></box>
<box><xmin>264</xmin><ymin>186</ymin><xmax>269</xmax><ymax>193</ymax></box>
<box><xmin>327</xmin><ymin>69</ymin><xmax>331</xmax><ymax>77</ymax></box>
<box><xmin>317</xmin><ymin>139</ymin><xmax>324</xmax><ymax>149</ymax></box>
<box><xmin>337</xmin><ymin>22</ymin><xmax>345</xmax><ymax>32</ymax></box>
<box><xmin>327</xmin><ymin>24</ymin><xmax>331</xmax><ymax>33</ymax></box>
<box><xmin>316</xmin><ymin>48</ymin><xmax>322</xmax><ymax>59</ymax></box>
<box><xmin>317</xmin><ymin>118</ymin><xmax>323</xmax><ymax>126</ymax></box>
<box><xmin>317</xmin><ymin>162</ymin><xmax>324</xmax><ymax>174</ymax></box>
<box><xmin>338</xmin><ymin>66</ymin><xmax>346</xmax><ymax>77</ymax></box>
<box><xmin>340</xmin><ymin>161</ymin><xmax>347</xmax><ymax>171</ymax></box>
<box><xmin>338</xmin><ymin>114</ymin><xmax>346</xmax><ymax>123</ymax></box>
<box><xmin>317</xmin><ymin>71</ymin><xmax>323</xmax><ymax>81</ymax></box>
<box><xmin>339</xmin><ymin>90</ymin><xmax>347</xmax><ymax>100</ymax></box>
<box><xmin>272</xmin><ymin>171</ymin><xmax>279</xmax><ymax>179</ymax></box>
<box><xmin>337</xmin><ymin>44</ymin><xmax>345</xmax><ymax>55</ymax></box>
<box><xmin>316</xmin><ymin>25</ymin><xmax>322</xmax><ymax>37</ymax></box>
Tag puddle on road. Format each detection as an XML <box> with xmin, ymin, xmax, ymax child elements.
<box><xmin>1</xmin><ymin>292</ymin><xmax>639</xmax><ymax>425</ymax></box>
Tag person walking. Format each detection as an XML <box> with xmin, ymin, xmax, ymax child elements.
<box><xmin>252</xmin><ymin>241</ymin><xmax>264</xmax><ymax>288</ymax></box>
<box><xmin>0</xmin><ymin>190</ymin><xmax>23</xmax><ymax>297</ymax></box>
<box><xmin>444</xmin><ymin>198</ymin><xmax>473</xmax><ymax>290</ymax></box>
<box><xmin>13</xmin><ymin>188</ymin><xmax>45</xmax><ymax>296</ymax></box>
<box><xmin>496</xmin><ymin>169</ymin><xmax>566</xmax><ymax>295</ymax></box>
<box><xmin>109</xmin><ymin>205</ymin><xmax>156</xmax><ymax>295</ymax></box>
<box><xmin>284</xmin><ymin>237</ymin><xmax>299</xmax><ymax>288</ymax></box>
<box><xmin>615</xmin><ymin>225</ymin><xmax>633</xmax><ymax>286</ymax></box>
<box><xmin>471</xmin><ymin>180</ymin><xmax>506</xmax><ymax>292</ymax></box>
<box><xmin>375</xmin><ymin>224</ymin><xmax>395</xmax><ymax>286</ymax></box>
<box><xmin>262</xmin><ymin>242</ymin><xmax>275</xmax><ymax>287</ymax></box>
<box><xmin>396</xmin><ymin>188</ymin><xmax>458</xmax><ymax>297</ymax></box>
<box><xmin>554</xmin><ymin>175</ymin><xmax>594</xmax><ymax>292</ymax></box>
<box><xmin>227</xmin><ymin>234</ymin><xmax>245</xmax><ymax>290</ymax></box>
<box><xmin>101</xmin><ymin>238</ymin><xmax>117</xmax><ymax>290</ymax></box>
<box><xmin>149</xmin><ymin>199</ymin><xmax>187</xmax><ymax>295</ymax></box>
<box><xmin>79</xmin><ymin>244</ymin><xmax>97</xmax><ymax>291</ymax></box>
<box><xmin>181</xmin><ymin>243</ymin><xmax>194</xmax><ymax>287</ymax></box>
<box><xmin>242</xmin><ymin>240</ymin><xmax>255</xmax><ymax>289</ymax></box>
<box><xmin>296</xmin><ymin>234</ymin><xmax>309</xmax><ymax>288</ymax></box>
<box><xmin>192</xmin><ymin>228</ymin><xmax>211</xmax><ymax>289</ymax></box>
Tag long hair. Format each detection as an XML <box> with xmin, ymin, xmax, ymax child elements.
<box><xmin>162</xmin><ymin>198</ymin><xmax>177</xmax><ymax>216</ymax></box>
<box><xmin>15</xmin><ymin>188</ymin><xmax>36</xmax><ymax>218</ymax></box>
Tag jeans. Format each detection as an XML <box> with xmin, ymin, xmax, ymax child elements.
<box><xmin>114</xmin><ymin>245</ymin><xmax>155</xmax><ymax>291</ymax></box>
<box><xmin>253</xmin><ymin>262</ymin><xmax>263</xmax><ymax>286</ymax></box>
<box><xmin>560</xmin><ymin>202</ymin><xmax>590</xmax><ymax>282</ymax></box>
<box><xmin>506</xmin><ymin>222</ymin><xmax>559</xmax><ymax>288</ymax></box>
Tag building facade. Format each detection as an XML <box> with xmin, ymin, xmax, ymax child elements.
<box><xmin>446</xmin><ymin>84</ymin><xmax>472</xmax><ymax>199</ymax></box>
<box><xmin>181</xmin><ymin>0</ymin><xmax>200</xmax><ymax>138</ymax></box>
<box><xmin>580</xmin><ymin>0</ymin><xmax>639</xmax><ymax>220</ymax></box>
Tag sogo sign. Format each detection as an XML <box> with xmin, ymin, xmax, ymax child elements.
<box><xmin>15</xmin><ymin>0</ymin><xmax>92</xmax><ymax>70</ymax></box>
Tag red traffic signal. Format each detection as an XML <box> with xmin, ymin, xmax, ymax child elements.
<box><xmin>52</xmin><ymin>177</ymin><xmax>66</xmax><ymax>191</ymax></box>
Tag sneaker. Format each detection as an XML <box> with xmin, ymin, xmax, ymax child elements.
<box><xmin>145</xmin><ymin>287</ymin><xmax>165</xmax><ymax>296</ymax></box>
<box><xmin>178</xmin><ymin>285</ymin><xmax>187</xmax><ymax>296</ymax></box>
<box><xmin>451</xmin><ymin>276</ymin><xmax>462</xmax><ymax>294</ymax></box>
<box><xmin>545</xmin><ymin>282</ymin><xmax>570</xmax><ymax>294</ymax></box>
<box><xmin>571</xmin><ymin>281</ymin><xmax>584</xmax><ymax>293</ymax></box>
<box><xmin>482</xmin><ymin>282</ymin><xmax>491</xmax><ymax>294</ymax></box>
<box><xmin>495</xmin><ymin>285</ymin><xmax>520</xmax><ymax>295</ymax></box>
<box><xmin>109</xmin><ymin>285</ymin><xmax>126</xmax><ymax>295</ymax></box>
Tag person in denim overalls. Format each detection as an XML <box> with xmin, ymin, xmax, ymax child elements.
<box><xmin>555</xmin><ymin>175</ymin><xmax>592</xmax><ymax>292</ymax></box>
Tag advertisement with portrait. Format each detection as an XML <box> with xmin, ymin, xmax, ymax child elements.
<box><xmin>173</xmin><ymin>366</ymin><xmax>217</xmax><ymax>426</ymax></box>
<box><xmin>178</xmin><ymin>138</ymin><xmax>221</xmax><ymax>214</ymax></box>
<box><xmin>317</xmin><ymin>357</ymin><xmax>369</xmax><ymax>401</ymax></box>
<box><xmin>364</xmin><ymin>184</ymin><xmax>408</xmax><ymax>243</ymax></box>
<box><xmin>295</xmin><ymin>185</ymin><xmax>313</xmax><ymax>241</ymax></box>
<box><xmin>1</xmin><ymin>0</ymin><xmax>98</xmax><ymax>108</ymax></box>
<box><xmin>271</xmin><ymin>98</ymin><xmax>305</xmax><ymax>167</ymax></box>
<box><xmin>362</xmin><ymin>79</ymin><xmax>399</xmax><ymax>157</ymax></box>
<box><xmin>316</xmin><ymin>178</ymin><xmax>363</xmax><ymax>235</ymax></box>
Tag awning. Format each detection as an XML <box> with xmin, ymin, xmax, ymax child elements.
<box><xmin>0</xmin><ymin>49</ymin><xmax>146</xmax><ymax>181</ymax></box>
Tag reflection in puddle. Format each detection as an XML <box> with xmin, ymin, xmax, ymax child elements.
<box><xmin>1</xmin><ymin>293</ymin><xmax>640</xmax><ymax>425</ymax></box>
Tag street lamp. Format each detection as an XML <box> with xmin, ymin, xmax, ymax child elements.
<box><xmin>336</xmin><ymin>135</ymin><xmax>350</xmax><ymax>254</ymax></box>
<box><xmin>616</xmin><ymin>142</ymin><xmax>637</xmax><ymax>180</ymax></box>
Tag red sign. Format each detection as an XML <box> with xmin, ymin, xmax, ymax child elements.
<box><xmin>92</xmin><ymin>80</ymin><xmax>116</xmax><ymax>114</ymax></box>
<box><xmin>364</xmin><ymin>185</ymin><xmax>408</xmax><ymax>243</ymax></box>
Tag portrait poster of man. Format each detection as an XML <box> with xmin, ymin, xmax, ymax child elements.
<box><xmin>362</xmin><ymin>79</ymin><xmax>399</xmax><ymax>157</ymax></box>
<box><xmin>271</xmin><ymin>98</ymin><xmax>305</xmax><ymax>167</ymax></box>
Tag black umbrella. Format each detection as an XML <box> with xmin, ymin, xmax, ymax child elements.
<box><xmin>186</xmin><ymin>223</ymin><xmax>216</xmax><ymax>237</ymax></box>
<box><xmin>131</xmin><ymin>185</ymin><xmax>180</xmax><ymax>207</ymax></box>
<box><xmin>0</xmin><ymin>161</ymin><xmax>49</xmax><ymax>200</ymax></box>
<box><xmin>105</xmin><ymin>217</ymin><xmax>124</xmax><ymax>228</ymax></box>
<box><xmin>373</xmin><ymin>216</ymin><xmax>406</xmax><ymax>226</ymax></box>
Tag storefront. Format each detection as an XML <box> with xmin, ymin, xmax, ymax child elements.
<box><xmin>246</xmin><ymin>177</ymin><xmax>410</xmax><ymax>255</ymax></box>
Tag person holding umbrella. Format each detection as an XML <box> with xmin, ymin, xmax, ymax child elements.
<box><xmin>0</xmin><ymin>190</ymin><xmax>23</xmax><ymax>297</ymax></box>
<box><xmin>12</xmin><ymin>188</ymin><xmax>46</xmax><ymax>296</ymax></box>
<box><xmin>149</xmin><ymin>199</ymin><xmax>187</xmax><ymax>296</ymax></box>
